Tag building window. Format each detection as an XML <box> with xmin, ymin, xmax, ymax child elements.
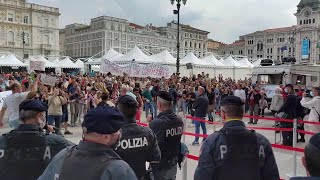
<box><xmin>300</xmin><ymin>20</ymin><xmax>302</xmax><ymax>25</ymax></box>
<box><xmin>23</xmin><ymin>16</ymin><xmax>28</xmax><ymax>24</ymax></box>
<box><xmin>271</xmin><ymin>48</ymin><xmax>273</xmax><ymax>53</ymax></box>
<box><xmin>185</xmin><ymin>41</ymin><xmax>187</xmax><ymax>47</ymax></box>
<box><xmin>190</xmin><ymin>42</ymin><xmax>192</xmax><ymax>48</ymax></box>
<box><xmin>44</xmin><ymin>19</ymin><xmax>49</xmax><ymax>27</ymax></box>
<box><xmin>309</xmin><ymin>19</ymin><xmax>312</xmax><ymax>24</ymax></box>
<box><xmin>194</xmin><ymin>42</ymin><xmax>197</xmax><ymax>48</ymax></box>
<box><xmin>44</xmin><ymin>35</ymin><xmax>49</xmax><ymax>44</ymax></box>
<box><xmin>7</xmin><ymin>31</ymin><xmax>14</xmax><ymax>42</ymax></box>
<box><xmin>199</xmin><ymin>43</ymin><xmax>201</xmax><ymax>48</ymax></box>
<box><xmin>248</xmin><ymin>50</ymin><xmax>250</xmax><ymax>54</ymax></box>
<box><xmin>267</xmin><ymin>48</ymin><xmax>269</xmax><ymax>53</ymax></box>
<box><xmin>313</xmin><ymin>18</ymin><xmax>316</xmax><ymax>23</ymax></box>
<box><xmin>7</xmin><ymin>13</ymin><xmax>13</xmax><ymax>22</ymax></box>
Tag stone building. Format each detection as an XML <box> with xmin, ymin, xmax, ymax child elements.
<box><xmin>207</xmin><ymin>39</ymin><xmax>224</xmax><ymax>53</ymax></box>
<box><xmin>60</xmin><ymin>16</ymin><xmax>210</xmax><ymax>59</ymax></box>
<box><xmin>0</xmin><ymin>0</ymin><xmax>60</xmax><ymax>58</ymax></box>
<box><xmin>219</xmin><ymin>0</ymin><xmax>320</xmax><ymax>64</ymax></box>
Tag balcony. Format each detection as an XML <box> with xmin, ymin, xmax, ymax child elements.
<box><xmin>41</xmin><ymin>44</ymin><xmax>52</xmax><ymax>50</ymax></box>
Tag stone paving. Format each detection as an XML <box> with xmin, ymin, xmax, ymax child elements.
<box><xmin>0</xmin><ymin>110</ymin><xmax>311</xmax><ymax>180</ymax></box>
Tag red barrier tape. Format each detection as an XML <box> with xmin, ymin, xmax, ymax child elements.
<box><xmin>186</xmin><ymin>154</ymin><xmax>199</xmax><ymax>161</ymax></box>
<box><xmin>297</xmin><ymin>130</ymin><xmax>316</xmax><ymax>135</ymax></box>
<box><xmin>271</xmin><ymin>144</ymin><xmax>304</xmax><ymax>153</ymax></box>
<box><xmin>298</xmin><ymin>120</ymin><xmax>320</xmax><ymax>125</ymax></box>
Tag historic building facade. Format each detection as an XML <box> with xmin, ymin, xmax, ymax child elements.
<box><xmin>0</xmin><ymin>0</ymin><xmax>60</xmax><ymax>58</ymax></box>
<box><xmin>219</xmin><ymin>0</ymin><xmax>320</xmax><ymax>64</ymax></box>
<box><xmin>60</xmin><ymin>16</ymin><xmax>210</xmax><ymax>59</ymax></box>
<box><xmin>207</xmin><ymin>39</ymin><xmax>224</xmax><ymax>53</ymax></box>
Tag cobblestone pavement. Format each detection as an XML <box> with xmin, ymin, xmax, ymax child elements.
<box><xmin>0</xmin><ymin>110</ymin><xmax>309</xmax><ymax>180</ymax></box>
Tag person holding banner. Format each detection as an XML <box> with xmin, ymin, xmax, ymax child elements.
<box><xmin>0</xmin><ymin>78</ymin><xmax>39</xmax><ymax>129</ymax></box>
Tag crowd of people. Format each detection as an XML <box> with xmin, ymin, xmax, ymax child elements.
<box><xmin>0</xmin><ymin>71</ymin><xmax>319</xmax><ymax>180</ymax></box>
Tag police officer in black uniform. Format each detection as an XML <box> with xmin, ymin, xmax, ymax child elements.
<box><xmin>0</xmin><ymin>100</ymin><xmax>74</xmax><ymax>180</ymax></box>
<box><xmin>39</xmin><ymin>105</ymin><xmax>137</xmax><ymax>180</ymax></box>
<box><xmin>194</xmin><ymin>96</ymin><xmax>280</xmax><ymax>180</ymax></box>
<box><xmin>149</xmin><ymin>91</ymin><xmax>184</xmax><ymax>180</ymax></box>
<box><xmin>115</xmin><ymin>95</ymin><xmax>161</xmax><ymax>180</ymax></box>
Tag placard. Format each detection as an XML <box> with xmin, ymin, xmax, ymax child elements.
<box><xmin>30</xmin><ymin>60</ymin><xmax>46</xmax><ymax>72</ymax></box>
<box><xmin>40</xmin><ymin>74</ymin><xmax>56</xmax><ymax>86</ymax></box>
<box><xmin>100</xmin><ymin>59</ymin><xmax>173</xmax><ymax>78</ymax></box>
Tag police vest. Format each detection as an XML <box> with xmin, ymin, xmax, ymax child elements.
<box><xmin>115</xmin><ymin>124</ymin><xmax>152</xmax><ymax>179</ymax></box>
<box><xmin>214</xmin><ymin>128</ymin><xmax>262</xmax><ymax>180</ymax></box>
<box><xmin>161</xmin><ymin>120</ymin><xmax>183</xmax><ymax>162</ymax></box>
<box><xmin>59</xmin><ymin>145</ymin><xmax>121</xmax><ymax>180</ymax></box>
<box><xmin>0</xmin><ymin>130</ymin><xmax>51</xmax><ymax>180</ymax></box>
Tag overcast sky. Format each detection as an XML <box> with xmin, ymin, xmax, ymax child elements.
<box><xmin>29</xmin><ymin>0</ymin><xmax>301</xmax><ymax>43</ymax></box>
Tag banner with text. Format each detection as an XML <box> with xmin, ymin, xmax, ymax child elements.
<box><xmin>99</xmin><ymin>59</ymin><xmax>173</xmax><ymax>78</ymax></box>
<box><xmin>30</xmin><ymin>60</ymin><xmax>46</xmax><ymax>72</ymax></box>
<box><xmin>40</xmin><ymin>74</ymin><xmax>57</xmax><ymax>86</ymax></box>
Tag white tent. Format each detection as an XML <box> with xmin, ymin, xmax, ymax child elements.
<box><xmin>29</xmin><ymin>56</ymin><xmax>60</xmax><ymax>68</ymax></box>
<box><xmin>112</xmin><ymin>46</ymin><xmax>153</xmax><ymax>63</ymax></box>
<box><xmin>253</xmin><ymin>58</ymin><xmax>262</xmax><ymax>67</ymax></box>
<box><xmin>75</xmin><ymin>59</ymin><xmax>85</xmax><ymax>69</ymax></box>
<box><xmin>202</xmin><ymin>54</ymin><xmax>225</xmax><ymax>67</ymax></box>
<box><xmin>59</xmin><ymin>57</ymin><xmax>79</xmax><ymax>69</ymax></box>
<box><xmin>151</xmin><ymin>50</ymin><xmax>176</xmax><ymax>64</ymax></box>
<box><xmin>180</xmin><ymin>52</ymin><xmax>201</xmax><ymax>65</ymax></box>
<box><xmin>223</xmin><ymin>56</ymin><xmax>241</xmax><ymax>67</ymax></box>
<box><xmin>103</xmin><ymin>48</ymin><xmax>124</xmax><ymax>61</ymax></box>
<box><xmin>239</xmin><ymin>57</ymin><xmax>254</xmax><ymax>68</ymax></box>
<box><xmin>0</xmin><ymin>54</ymin><xmax>28</xmax><ymax>67</ymax></box>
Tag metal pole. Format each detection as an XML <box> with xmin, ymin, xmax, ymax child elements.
<box><xmin>22</xmin><ymin>31</ymin><xmax>25</xmax><ymax>59</ymax></box>
<box><xmin>176</xmin><ymin>2</ymin><xmax>181</xmax><ymax>75</ymax></box>
<box><xmin>182</xmin><ymin>116</ymin><xmax>187</xmax><ymax>180</ymax></box>
<box><xmin>292</xmin><ymin>118</ymin><xmax>298</xmax><ymax>177</ymax></box>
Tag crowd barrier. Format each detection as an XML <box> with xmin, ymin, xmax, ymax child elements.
<box><xmin>137</xmin><ymin>113</ymin><xmax>320</xmax><ymax>180</ymax></box>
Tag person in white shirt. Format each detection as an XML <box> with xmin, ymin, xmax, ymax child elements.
<box><xmin>234</xmin><ymin>83</ymin><xmax>246</xmax><ymax>103</ymax></box>
<box><xmin>0</xmin><ymin>79</ymin><xmax>38</xmax><ymax>129</ymax></box>
<box><xmin>301</xmin><ymin>87</ymin><xmax>320</xmax><ymax>133</ymax></box>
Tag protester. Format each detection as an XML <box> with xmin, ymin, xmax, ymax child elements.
<box><xmin>270</xmin><ymin>88</ymin><xmax>284</xmax><ymax>115</ymax></box>
<box><xmin>301</xmin><ymin>87</ymin><xmax>320</xmax><ymax>133</ymax></box>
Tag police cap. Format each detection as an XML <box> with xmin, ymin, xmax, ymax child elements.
<box><xmin>308</xmin><ymin>133</ymin><xmax>320</xmax><ymax>150</ymax></box>
<box><xmin>220</xmin><ymin>95</ymin><xmax>244</xmax><ymax>106</ymax></box>
<box><xmin>82</xmin><ymin>106</ymin><xmax>125</xmax><ymax>134</ymax></box>
<box><xmin>19</xmin><ymin>100</ymin><xmax>48</xmax><ymax>112</ymax></box>
<box><xmin>117</xmin><ymin>95</ymin><xmax>138</xmax><ymax>107</ymax></box>
<box><xmin>158</xmin><ymin>91</ymin><xmax>173</xmax><ymax>102</ymax></box>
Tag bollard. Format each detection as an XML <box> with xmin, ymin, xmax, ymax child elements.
<box><xmin>182</xmin><ymin>116</ymin><xmax>188</xmax><ymax>180</ymax></box>
<box><xmin>292</xmin><ymin>118</ymin><xmax>298</xmax><ymax>177</ymax></box>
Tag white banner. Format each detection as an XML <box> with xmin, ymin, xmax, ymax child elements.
<box><xmin>30</xmin><ymin>60</ymin><xmax>46</xmax><ymax>72</ymax></box>
<box><xmin>99</xmin><ymin>59</ymin><xmax>173</xmax><ymax>78</ymax></box>
<box><xmin>40</xmin><ymin>74</ymin><xmax>56</xmax><ymax>86</ymax></box>
<box><xmin>0</xmin><ymin>91</ymin><xmax>12</xmax><ymax>109</ymax></box>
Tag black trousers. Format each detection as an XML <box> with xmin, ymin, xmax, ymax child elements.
<box><xmin>281</xmin><ymin>122</ymin><xmax>293</xmax><ymax>146</ymax></box>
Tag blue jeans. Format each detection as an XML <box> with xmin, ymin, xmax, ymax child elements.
<box><xmin>182</xmin><ymin>101</ymin><xmax>188</xmax><ymax>115</ymax></box>
<box><xmin>145</xmin><ymin>102</ymin><xmax>154</xmax><ymax>118</ymax></box>
<box><xmin>152</xmin><ymin>101</ymin><xmax>158</xmax><ymax>117</ymax></box>
<box><xmin>48</xmin><ymin>115</ymin><xmax>62</xmax><ymax>135</ymax></box>
<box><xmin>194</xmin><ymin>117</ymin><xmax>207</xmax><ymax>143</ymax></box>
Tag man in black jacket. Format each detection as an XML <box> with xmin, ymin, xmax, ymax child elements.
<box><xmin>192</xmin><ymin>86</ymin><xmax>209</xmax><ymax>146</ymax></box>
<box><xmin>277</xmin><ymin>84</ymin><xmax>297</xmax><ymax>146</ymax></box>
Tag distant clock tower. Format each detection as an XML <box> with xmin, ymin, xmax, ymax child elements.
<box><xmin>295</xmin><ymin>0</ymin><xmax>320</xmax><ymax>63</ymax></box>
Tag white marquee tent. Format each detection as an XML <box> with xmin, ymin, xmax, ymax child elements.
<box><xmin>59</xmin><ymin>57</ymin><xmax>79</xmax><ymax>69</ymax></box>
<box><xmin>253</xmin><ymin>58</ymin><xmax>262</xmax><ymax>67</ymax></box>
<box><xmin>202</xmin><ymin>54</ymin><xmax>225</xmax><ymax>67</ymax></box>
<box><xmin>223</xmin><ymin>56</ymin><xmax>241</xmax><ymax>67</ymax></box>
<box><xmin>28</xmin><ymin>56</ymin><xmax>60</xmax><ymax>68</ymax></box>
<box><xmin>151</xmin><ymin>50</ymin><xmax>176</xmax><ymax>64</ymax></box>
<box><xmin>112</xmin><ymin>46</ymin><xmax>153</xmax><ymax>64</ymax></box>
<box><xmin>75</xmin><ymin>60</ymin><xmax>85</xmax><ymax>69</ymax></box>
<box><xmin>0</xmin><ymin>54</ymin><xmax>27</xmax><ymax>67</ymax></box>
<box><xmin>103</xmin><ymin>48</ymin><xmax>124</xmax><ymax>61</ymax></box>
<box><xmin>239</xmin><ymin>57</ymin><xmax>254</xmax><ymax>68</ymax></box>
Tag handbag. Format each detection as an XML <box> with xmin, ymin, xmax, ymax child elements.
<box><xmin>313</xmin><ymin>107</ymin><xmax>320</xmax><ymax>122</ymax></box>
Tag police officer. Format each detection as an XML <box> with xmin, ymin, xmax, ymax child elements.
<box><xmin>194</xmin><ymin>96</ymin><xmax>280</xmax><ymax>180</ymax></box>
<box><xmin>115</xmin><ymin>95</ymin><xmax>161</xmax><ymax>180</ymax></box>
<box><xmin>149</xmin><ymin>91</ymin><xmax>184</xmax><ymax>180</ymax></box>
<box><xmin>38</xmin><ymin>105</ymin><xmax>138</xmax><ymax>180</ymax></box>
<box><xmin>0</xmin><ymin>100</ymin><xmax>74</xmax><ymax>180</ymax></box>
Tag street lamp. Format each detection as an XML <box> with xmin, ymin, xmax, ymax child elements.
<box><xmin>170</xmin><ymin>0</ymin><xmax>187</xmax><ymax>75</ymax></box>
<box><xmin>22</xmin><ymin>31</ymin><xmax>26</xmax><ymax>59</ymax></box>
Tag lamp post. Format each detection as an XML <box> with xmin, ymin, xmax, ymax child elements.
<box><xmin>170</xmin><ymin>0</ymin><xmax>187</xmax><ymax>75</ymax></box>
<box><xmin>22</xmin><ymin>31</ymin><xmax>26</xmax><ymax>59</ymax></box>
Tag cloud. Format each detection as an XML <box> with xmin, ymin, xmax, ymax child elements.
<box><xmin>29</xmin><ymin>0</ymin><xmax>301</xmax><ymax>43</ymax></box>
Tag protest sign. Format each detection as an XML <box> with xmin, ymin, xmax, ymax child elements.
<box><xmin>30</xmin><ymin>60</ymin><xmax>45</xmax><ymax>72</ymax></box>
<box><xmin>41</xmin><ymin>74</ymin><xmax>57</xmax><ymax>86</ymax></box>
<box><xmin>0</xmin><ymin>91</ymin><xmax>12</xmax><ymax>109</ymax></box>
<box><xmin>100</xmin><ymin>59</ymin><xmax>173</xmax><ymax>78</ymax></box>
